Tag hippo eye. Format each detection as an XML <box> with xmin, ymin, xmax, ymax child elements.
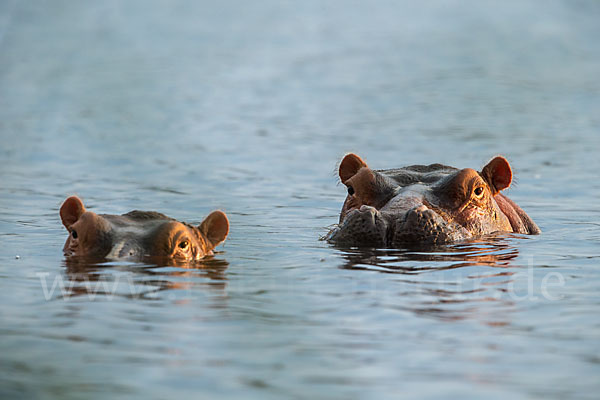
<box><xmin>474</xmin><ymin>186</ymin><xmax>484</xmax><ymax>198</ymax></box>
<box><xmin>347</xmin><ymin>186</ymin><xmax>355</xmax><ymax>196</ymax></box>
<box><xmin>178</xmin><ymin>240</ymin><xmax>189</xmax><ymax>250</ymax></box>
<box><xmin>71</xmin><ymin>230</ymin><xmax>78</xmax><ymax>239</ymax></box>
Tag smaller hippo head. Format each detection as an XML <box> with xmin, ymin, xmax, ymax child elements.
<box><xmin>329</xmin><ymin>153</ymin><xmax>539</xmax><ymax>246</ymax></box>
<box><xmin>60</xmin><ymin>196</ymin><xmax>229</xmax><ymax>261</ymax></box>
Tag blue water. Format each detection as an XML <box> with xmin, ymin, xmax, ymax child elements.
<box><xmin>1</xmin><ymin>1</ymin><xmax>599</xmax><ymax>399</ymax></box>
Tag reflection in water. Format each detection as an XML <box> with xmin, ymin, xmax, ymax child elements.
<box><xmin>337</xmin><ymin>235</ymin><xmax>519</xmax><ymax>273</ymax></box>
<box><xmin>335</xmin><ymin>235</ymin><xmax>524</xmax><ymax>323</ymax></box>
<box><xmin>60</xmin><ymin>255</ymin><xmax>229</xmax><ymax>300</ymax></box>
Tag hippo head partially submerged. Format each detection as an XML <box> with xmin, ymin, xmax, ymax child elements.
<box><xmin>60</xmin><ymin>196</ymin><xmax>229</xmax><ymax>261</ymax></box>
<box><xmin>327</xmin><ymin>154</ymin><xmax>540</xmax><ymax>246</ymax></box>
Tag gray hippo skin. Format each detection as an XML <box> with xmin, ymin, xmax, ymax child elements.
<box><xmin>327</xmin><ymin>154</ymin><xmax>540</xmax><ymax>246</ymax></box>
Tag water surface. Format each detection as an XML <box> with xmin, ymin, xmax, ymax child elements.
<box><xmin>1</xmin><ymin>1</ymin><xmax>599</xmax><ymax>399</ymax></box>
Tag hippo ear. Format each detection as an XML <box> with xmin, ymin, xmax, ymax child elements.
<box><xmin>60</xmin><ymin>196</ymin><xmax>86</xmax><ymax>228</ymax></box>
<box><xmin>339</xmin><ymin>153</ymin><xmax>368</xmax><ymax>183</ymax></box>
<box><xmin>481</xmin><ymin>156</ymin><xmax>512</xmax><ymax>195</ymax></box>
<box><xmin>199</xmin><ymin>211</ymin><xmax>229</xmax><ymax>248</ymax></box>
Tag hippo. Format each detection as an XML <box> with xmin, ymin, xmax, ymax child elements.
<box><xmin>60</xmin><ymin>196</ymin><xmax>229</xmax><ymax>260</ymax></box>
<box><xmin>326</xmin><ymin>154</ymin><xmax>540</xmax><ymax>246</ymax></box>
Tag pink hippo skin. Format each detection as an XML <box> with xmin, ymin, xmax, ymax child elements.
<box><xmin>60</xmin><ymin>196</ymin><xmax>229</xmax><ymax>260</ymax></box>
<box><xmin>326</xmin><ymin>154</ymin><xmax>540</xmax><ymax>246</ymax></box>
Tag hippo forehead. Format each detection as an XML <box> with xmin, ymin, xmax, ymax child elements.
<box><xmin>106</xmin><ymin>210</ymin><xmax>174</xmax><ymax>226</ymax></box>
<box><xmin>377</xmin><ymin>163</ymin><xmax>458</xmax><ymax>187</ymax></box>
<box><xmin>379</xmin><ymin>166</ymin><xmax>490</xmax><ymax>212</ymax></box>
<box><xmin>101</xmin><ymin>212</ymin><xmax>197</xmax><ymax>241</ymax></box>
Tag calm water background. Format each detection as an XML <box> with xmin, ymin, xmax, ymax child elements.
<box><xmin>1</xmin><ymin>1</ymin><xmax>599</xmax><ymax>399</ymax></box>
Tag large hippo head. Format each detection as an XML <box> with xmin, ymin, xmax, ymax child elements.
<box><xmin>327</xmin><ymin>154</ymin><xmax>540</xmax><ymax>246</ymax></box>
<box><xmin>60</xmin><ymin>196</ymin><xmax>229</xmax><ymax>261</ymax></box>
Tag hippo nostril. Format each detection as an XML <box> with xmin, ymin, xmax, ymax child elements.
<box><xmin>121</xmin><ymin>247</ymin><xmax>139</xmax><ymax>258</ymax></box>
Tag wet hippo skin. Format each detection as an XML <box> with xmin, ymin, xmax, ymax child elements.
<box><xmin>327</xmin><ymin>154</ymin><xmax>540</xmax><ymax>246</ymax></box>
<box><xmin>60</xmin><ymin>196</ymin><xmax>229</xmax><ymax>260</ymax></box>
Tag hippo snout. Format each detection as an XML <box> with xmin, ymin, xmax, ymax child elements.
<box><xmin>325</xmin><ymin>205</ymin><xmax>388</xmax><ymax>246</ymax></box>
<box><xmin>329</xmin><ymin>200</ymin><xmax>474</xmax><ymax>247</ymax></box>
<box><xmin>106</xmin><ymin>241</ymin><xmax>143</xmax><ymax>259</ymax></box>
<box><xmin>392</xmin><ymin>205</ymin><xmax>472</xmax><ymax>245</ymax></box>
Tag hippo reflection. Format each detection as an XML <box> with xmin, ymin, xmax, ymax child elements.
<box><xmin>327</xmin><ymin>154</ymin><xmax>540</xmax><ymax>246</ymax></box>
<box><xmin>60</xmin><ymin>196</ymin><xmax>228</xmax><ymax>261</ymax></box>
